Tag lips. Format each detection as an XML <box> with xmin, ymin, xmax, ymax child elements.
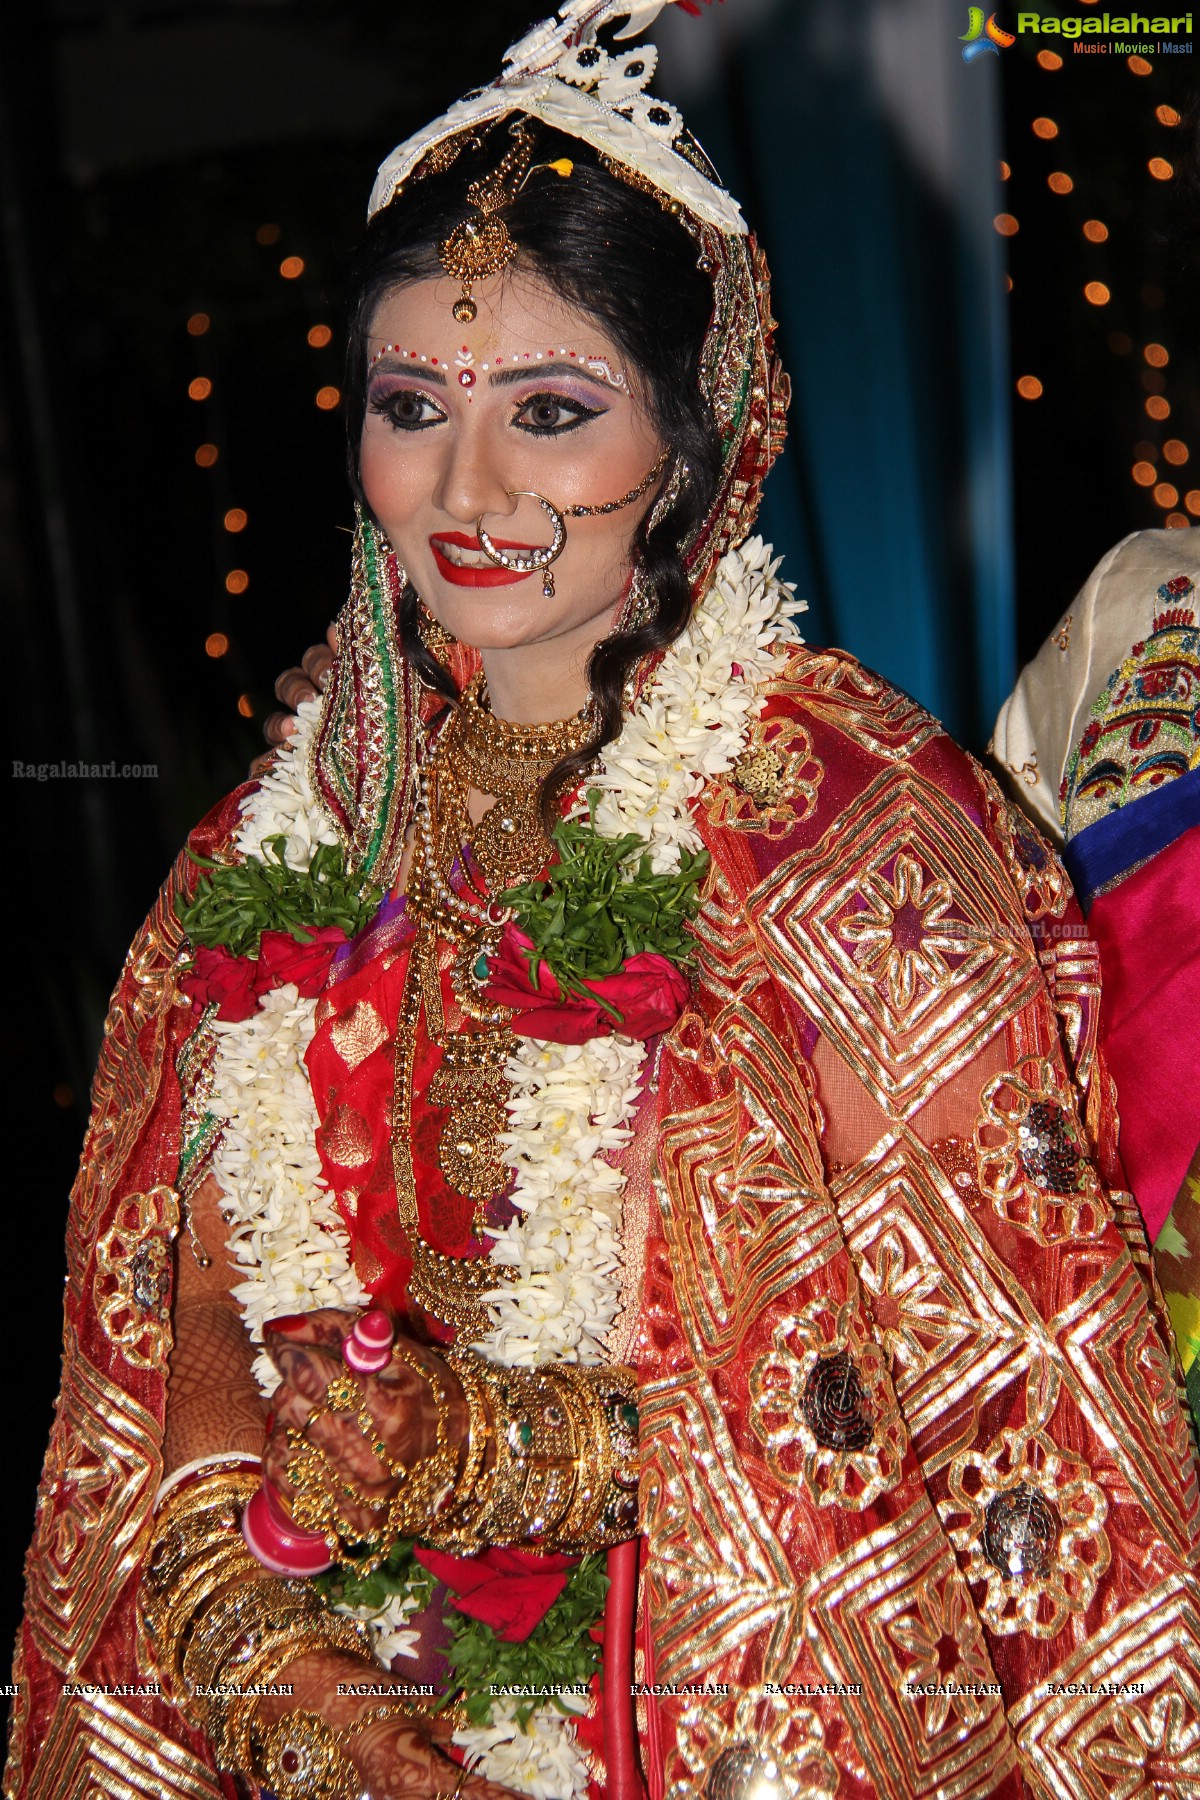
<box><xmin>430</xmin><ymin>531</ymin><xmax>540</xmax><ymax>587</ymax></box>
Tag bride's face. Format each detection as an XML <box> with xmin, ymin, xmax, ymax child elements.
<box><xmin>358</xmin><ymin>271</ymin><xmax>665</xmax><ymax>658</ymax></box>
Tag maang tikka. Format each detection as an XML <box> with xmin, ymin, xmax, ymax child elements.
<box><xmin>439</xmin><ymin>120</ymin><xmax>560</xmax><ymax>323</ymax></box>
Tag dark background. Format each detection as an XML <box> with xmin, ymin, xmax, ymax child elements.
<box><xmin>3</xmin><ymin>0</ymin><xmax>1197</xmax><ymax>1669</ymax></box>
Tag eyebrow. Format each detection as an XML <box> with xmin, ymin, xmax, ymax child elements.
<box><xmin>366</xmin><ymin>356</ymin><xmax>618</xmax><ymax>394</ymax></box>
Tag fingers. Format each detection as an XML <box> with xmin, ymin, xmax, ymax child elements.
<box><xmin>302</xmin><ymin>640</ymin><xmax>334</xmax><ymax>689</ymax></box>
<box><xmin>274</xmin><ymin>665</ymin><xmax>319</xmax><ymax>711</ymax></box>
<box><xmin>326</xmin><ymin>621</ymin><xmax>340</xmax><ymax>652</ymax></box>
<box><xmin>262</xmin><ymin>710</ymin><xmax>297</xmax><ymax>748</ymax></box>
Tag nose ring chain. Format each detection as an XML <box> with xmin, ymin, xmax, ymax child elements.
<box><xmin>474</xmin><ymin>448</ymin><xmax>671</xmax><ymax>598</ymax></box>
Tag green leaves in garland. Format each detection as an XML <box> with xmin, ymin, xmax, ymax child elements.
<box><xmin>499</xmin><ymin>797</ymin><xmax>710</xmax><ymax>1002</ymax></box>
<box><xmin>312</xmin><ymin>1547</ymin><xmax>608</xmax><ymax>1731</ymax></box>
<box><xmin>442</xmin><ymin>1554</ymin><xmax>608</xmax><ymax>1729</ymax></box>
<box><xmin>176</xmin><ymin>834</ymin><xmax>382</xmax><ymax>959</ymax></box>
<box><xmin>312</xmin><ymin>1537</ymin><xmax>434</xmax><ymax>1618</ymax></box>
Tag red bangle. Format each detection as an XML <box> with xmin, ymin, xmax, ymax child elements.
<box><xmin>242</xmin><ymin>1478</ymin><xmax>335</xmax><ymax>1576</ymax></box>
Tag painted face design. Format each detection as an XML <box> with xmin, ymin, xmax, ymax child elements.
<box><xmin>369</xmin><ymin>342</ymin><xmax>627</xmax><ymax>401</ymax></box>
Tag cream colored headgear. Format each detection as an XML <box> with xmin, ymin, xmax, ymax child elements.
<box><xmin>367</xmin><ymin>0</ymin><xmax>747</xmax><ymax>236</ymax></box>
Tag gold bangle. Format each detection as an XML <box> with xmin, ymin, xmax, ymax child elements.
<box><xmin>428</xmin><ymin>1357</ymin><xmax>640</xmax><ymax>1553</ymax></box>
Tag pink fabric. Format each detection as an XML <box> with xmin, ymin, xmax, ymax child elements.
<box><xmin>1089</xmin><ymin>826</ymin><xmax>1200</xmax><ymax>1239</ymax></box>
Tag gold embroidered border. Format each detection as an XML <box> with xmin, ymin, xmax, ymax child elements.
<box><xmin>640</xmin><ymin>1371</ymin><xmax>802</xmax><ymax>1684</ymax></box>
<box><xmin>25</xmin><ymin>1331</ymin><xmax>161</xmax><ymax>1675</ymax></box>
<box><xmin>27</xmin><ymin>1688</ymin><xmax>222</xmax><ymax>1800</ymax></box>
<box><xmin>753</xmin><ymin>766</ymin><xmax>1042</xmax><ymax>1118</ymax></box>
<box><xmin>1006</xmin><ymin>1573</ymin><xmax>1200</xmax><ymax>1799</ymax></box>
<box><xmin>803</xmin><ymin>1496</ymin><xmax>1019</xmax><ymax>1798</ymax></box>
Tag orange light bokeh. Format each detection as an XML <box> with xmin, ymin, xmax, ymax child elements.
<box><xmin>205</xmin><ymin>632</ymin><xmax>229</xmax><ymax>658</ymax></box>
<box><xmin>225</xmin><ymin>570</ymin><xmax>250</xmax><ymax>595</ymax></box>
<box><xmin>1048</xmin><ymin>172</ymin><xmax>1073</xmax><ymax>195</ymax></box>
<box><xmin>280</xmin><ymin>255</ymin><xmax>305</xmax><ymax>280</ymax></box>
<box><xmin>187</xmin><ymin>377</ymin><xmax>212</xmax><ymax>401</ymax></box>
<box><xmin>1144</xmin><ymin>343</ymin><xmax>1169</xmax><ymax>367</ymax></box>
<box><xmin>194</xmin><ymin>443</ymin><xmax>219</xmax><ymax>468</ymax></box>
<box><xmin>224</xmin><ymin>507</ymin><xmax>248</xmax><ymax>533</ymax></box>
<box><xmin>1156</xmin><ymin>104</ymin><xmax>1181</xmax><ymax>127</ymax></box>
<box><xmin>1036</xmin><ymin>49</ymin><xmax>1063</xmax><ymax>69</ymax></box>
<box><xmin>1152</xmin><ymin>483</ymin><xmax>1179</xmax><ymax>509</ymax></box>
<box><xmin>186</xmin><ymin>312</ymin><xmax>210</xmax><ymax>337</ymax></box>
<box><xmin>315</xmin><ymin>386</ymin><xmax>341</xmax><ymax>411</ymax></box>
<box><xmin>307</xmin><ymin>324</ymin><xmax>333</xmax><ymax>348</ymax></box>
<box><xmin>1083</xmin><ymin>282</ymin><xmax>1110</xmax><ymax>306</ymax></box>
<box><xmin>237</xmin><ymin>694</ymin><xmax>255</xmax><ymax>718</ymax></box>
<box><xmin>256</xmin><ymin>223</ymin><xmax>281</xmax><ymax>246</ymax></box>
<box><xmin>1032</xmin><ymin>117</ymin><xmax>1059</xmax><ymax>139</ymax></box>
<box><xmin>994</xmin><ymin>213</ymin><xmax>1019</xmax><ymax>237</ymax></box>
<box><xmin>999</xmin><ymin>160</ymin><xmax>1011</xmax><ymax>180</ymax></box>
<box><xmin>1004</xmin><ymin>274</ymin><xmax>1014</xmax><ymax>293</ymax></box>
<box><xmin>1163</xmin><ymin>440</ymin><xmax>1189</xmax><ymax>466</ymax></box>
<box><xmin>1127</xmin><ymin>54</ymin><xmax>1153</xmax><ymax>74</ymax></box>
<box><xmin>1185</xmin><ymin>490</ymin><xmax>1200</xmax><ymax>517</ymax></box>
<box><xmin>1016</xmin><ymin>375</ymin><xmax>1043</xmax><ymax>401</ymax></box>
<box><xmin>1131</xmin><ymin>462</ymin><xmax>1157</xmax><ymax>488</ymax></box>
<box><xmin>1165</xmin><ymin>513</ymin><xmax>1190</xmax><ymax>528</ymax></box>
<box><xmin>1145</xmin><ymin>396</ymin><xmax>1171</xmax><ymax>422</ymax></box>
<box><xmin>1148</xmin><ymin>158</ymin><xmax>1174</xmax><ymax>182</ymax></box>
<box><xmin>1082</xmin><ymin>219</ymin><xmax>1109</xmax><ymax>243</ymax></box>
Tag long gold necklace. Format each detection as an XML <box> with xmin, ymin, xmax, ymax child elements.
<box><xmin>393</xmin><ymin>681</ymin><xmax>595</xmax><ymax>1333</ymax></box>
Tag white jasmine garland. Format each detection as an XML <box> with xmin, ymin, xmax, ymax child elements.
<box><xmin>453</xmin><ymin>1696</ymin><xmax>592</xmax><ymax>1800</ymax></box>
<box><xmin>205</xmin><ymin>698</ymin><xmax>368</xmax><ymax>1399</ymax></box>
<box><xmin>188</xmin><ymin>543</ymin><xmax>801</xmax><ymax>1797</ymax></box>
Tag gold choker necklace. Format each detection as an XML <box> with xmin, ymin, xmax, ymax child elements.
<box><xmin>435</xmin><ymin>675</ymin><xmax>595</xmax><ymax>897</ymax></box>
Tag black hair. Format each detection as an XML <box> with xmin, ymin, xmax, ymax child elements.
<box><xmin>343</xmin><ymin>121</ymin><xmax>722</xmax><ymax>819</ymax></box>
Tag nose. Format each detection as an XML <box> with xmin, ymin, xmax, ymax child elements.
<box><xmin>432</xmin><ymin>416</ymin><xmax>514</xmax><ymax>530</ymax></box>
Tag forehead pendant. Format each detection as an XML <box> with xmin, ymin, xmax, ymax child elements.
<box><xmin>438</xmin><ymin>121</ymin><xmax>571</xmax><ymax>322</ymax></box>
<box><xmin>439</xmin><ymin>122</ymin><xmax>535</xmax><ymax>323</ymax></box>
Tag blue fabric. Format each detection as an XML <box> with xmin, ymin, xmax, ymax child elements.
<box><xmin>1063</xmin><ymin>766</ymin><xmax>1200</xmax><ymax>909</ymax></box>
<box><xmin>660</xmin><ymin>0</ymin><xmax>1014</xmax><ymax>749</ymax></box>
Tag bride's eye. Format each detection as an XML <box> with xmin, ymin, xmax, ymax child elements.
<box><xmin>514</xmin><ymin>393</ymin><xmax>603</xmax><ymax>435</ymax></box>
<box><xmin>368</xmin><ymin>387</ymin><xmax>446</xmax><ymax>431</ymax></box>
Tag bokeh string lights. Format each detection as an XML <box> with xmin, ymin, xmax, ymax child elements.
<box><xmin>999</xmin><ymin>45</ymin><xmax>1198</xmax><ymax>553</ymax></box>
<box><xmin>185</xmin><ymin>225</ymin><xmax>345</xmax><ymax>713</ymax></box>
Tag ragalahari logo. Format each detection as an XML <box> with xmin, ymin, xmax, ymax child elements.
<box><xmin>962</xmin><ymin>7</ymin><xmax>1017</xmax><ymax>57</ymax></box>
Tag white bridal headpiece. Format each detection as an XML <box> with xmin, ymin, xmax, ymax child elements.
<box><xmin>367</xmin><ymin>0</ymin><xmax>747</xmax><ymax>235</ymax></box>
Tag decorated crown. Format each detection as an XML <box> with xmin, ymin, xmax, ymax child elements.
<box><xmin>367</xmin><ymin>0</ymin><xmax>745</xmax><ymax>235</ymax></box>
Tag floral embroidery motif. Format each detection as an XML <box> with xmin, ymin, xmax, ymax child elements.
<box><xmin>858</xmin><ymin>1226</ymin><xmax>945</xmax><ymax>1378</ymax></box>
<box><xmin>941</xmin><ymin>1403</ymin><xmax>1110</xmax><ymax>1638</ymax></box>
<box><xmin>839</xmin><ymin>852</ymin><xmax>987</xmax><ymax>1018</ymax></box>
<box><xmin>975</xmin><ymin>1057</ymin><xmax>1110</xmax><ymax>1245</ymax></box>
<box><xmin>704</xmin><ymin>714</ymin><xmax>823</xmax><ymax>838</ymax></box>
<box><xmin>886</xmin><ymin>1571</ymin><xmax>997</xmax><ymax>1738</ymax></box>
<box><xmin>1086</xmin><ymin>1689</ymin><xmax>1200</xmax><ymax>1797</ymax></box>
<box><xmin>667</xmin><ymin>1688</ymin><xmax>838</xmax><ymax>1800</ymax></box>
<box><xmin>1059</xmin><ymin>580</ymin><xmax>1199</xmax><ymax>836</ymax></box>
<box><xmin>749</xmin><ymin>1290</ymin><xmax>906</xmax><ymax>1511</ymax></box>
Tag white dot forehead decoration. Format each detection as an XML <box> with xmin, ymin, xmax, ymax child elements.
<box><xmin>368</xmin><ymin>343</ymin><xmax>627</xmax><ymax>389</ymax></box>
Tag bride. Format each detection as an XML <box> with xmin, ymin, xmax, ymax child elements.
<box><xmin>10</xmin><ymin>5</ymin><xmax>1200</xmax><ymax>1798</ymax></box>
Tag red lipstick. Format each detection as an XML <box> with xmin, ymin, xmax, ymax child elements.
<box><xmin>430</xmin><ymin>531</ymin><xmax>540</xmax><ymax>587</ymax></box>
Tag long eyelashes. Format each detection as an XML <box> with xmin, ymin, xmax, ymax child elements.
<box><xmin>513</xmin><ymin>393</ymin><xmax>604</xmax><ymax>435</ymax></box>
<box><xmin>367</xmin><ymin>382</ymin><xmax>606</xmax><ymax>435</ymax></box>
<box><xmin>367</xmin><ymin>386</ymin><xmax>446</xmax><ymax>431</ymax></box>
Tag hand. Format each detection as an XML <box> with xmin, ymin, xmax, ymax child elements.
<box><xmin>256</xmin><ymin>1648</ymin><xmax>516</xmax><ymax>1798</ymax></box>
<box><xmin>251</xmin><ymin>623</ymin><xmax>338</xmax><ymax>777</ymax></box>
<box><xmin>260</xmin><ymin>1308</ymin><xmax>470</xmax><ymax>1543</ymax></box>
